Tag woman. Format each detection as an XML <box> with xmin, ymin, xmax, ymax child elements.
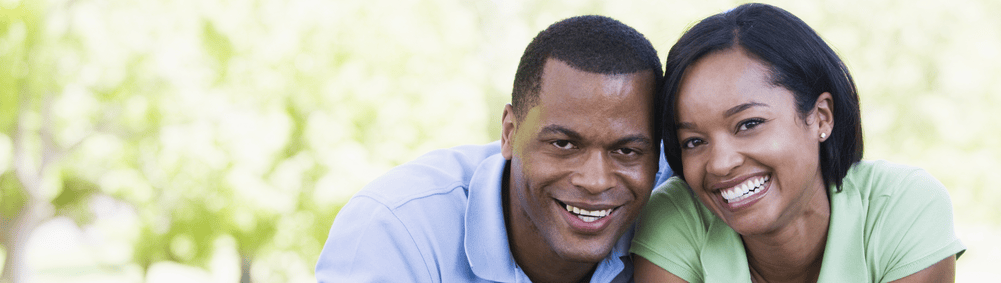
<box><xmin>631</xmin><ymin>3</ymin><xmax>965</xmax><ymax>283</ymax></box>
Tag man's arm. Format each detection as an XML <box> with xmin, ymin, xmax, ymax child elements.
<box><xmin>315</xmin><ymin>196</ymin><xmax>432</xmax><ymax>283</ymax></box>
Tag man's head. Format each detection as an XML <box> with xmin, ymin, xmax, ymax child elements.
<box><xmin>512</xmin><ymin>15</ymin><xmax>664</xmax><ymax>132</ymax></box>
<box><xmin>500</xmin><ymin>15</ymin><xmax>662</xmax><ymax>270</ymax></box>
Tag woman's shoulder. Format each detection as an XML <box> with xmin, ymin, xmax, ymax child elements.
<box><xmin>639</xmin><ymin>177</ymin><xmax>719</xmax><ymax>235</ymax></box>
<box><xmin>651</xmin><ymin>176</ymin><xmax>694</xmax><ymax>198</ymax></box>
<box><xmin>648</xmin><ymin>176</ymin><xmax>707</xmax><ymax>216</ymax></box>
<box><xmin>632</xmin><ymin>176</ymin><xmax>725</xmax><ymax>283</ymax></box>
<box><xmin>839</xmin><ymin>159</ymin><xmax>956</xmax><ymax>244</ymax></box>
<box><xmin>837</xmin><ymin>161</ymin><xmax>964</xmax><ymax>282</ymax></box>
<box><xmin>841</xmin><ymin>160</ymin><xmax>946</xmax><ymax>200</ymax></box>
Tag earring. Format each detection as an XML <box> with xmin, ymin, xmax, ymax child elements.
<box><xmin>820</xmin><ymin>133</ymin><xmax>827</xmax><ymax>139</ymax></box>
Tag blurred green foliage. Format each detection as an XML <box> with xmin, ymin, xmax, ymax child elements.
<box><xmin>0</xmin><ymin>172</ymin><xmax>25</xmax><ymax>220</ymax></box>
<box><xmin>0</xmin><ymin>0</ymin><xmax>998</xmax><ymax>282</ymax></box>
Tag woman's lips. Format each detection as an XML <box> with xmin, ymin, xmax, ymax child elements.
<box><xmin>715</xmin><ymin>174</ymin><xmax>771</xmax><ymax>210</ymax></box>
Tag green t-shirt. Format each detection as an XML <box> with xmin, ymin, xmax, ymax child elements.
<box><xmin>631</xmin><ymin>160</ymin><xmax>966</xmax><ymax>283</ymax></box>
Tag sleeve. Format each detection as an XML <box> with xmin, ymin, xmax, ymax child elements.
<box><xmin>315</xmin><ymin>196</ymin><xmax>433</xmax><ymax>283</ymax></box>
<box><xmin>868</xmin><ymin>167</ymin><xmax>966</xmax><ymax>283</ymax></box>
<box><xmin>630</xmin><ymin>178</ymin><xmax>706</xmax><ymax>283</ymax></box>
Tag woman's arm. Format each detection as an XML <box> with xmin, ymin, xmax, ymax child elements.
<box><xmin>888</xmin><ymin>255</ymin><xmax>955</xmax><ymax>283</ymax></box>
<box><xmin>633</xmin><ymin>255</ymin><xmax>690</xmax><ymax>283</ymax></box>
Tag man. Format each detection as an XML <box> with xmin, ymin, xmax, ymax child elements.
<box><xmin>316</xmin><ymin>15</ymin><xmax>671</xmax><ymax>282</ymax></box>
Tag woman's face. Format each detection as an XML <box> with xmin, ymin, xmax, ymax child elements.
<box><xmin>674</xmin><ymin>48</ymin><xmax>832</xmax><ymax>236</ymax></box>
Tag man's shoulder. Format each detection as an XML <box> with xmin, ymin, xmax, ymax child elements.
<box><xmin>353</xmin><ymin>141</ymin><xmax>503</xmax><ymax>209</ymax></box>
<box><xmin>319</xmin><ymin>142</ymin><xmax>508</xmax><ymax>282</ymax></box>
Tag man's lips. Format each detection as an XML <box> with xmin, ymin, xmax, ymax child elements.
<box><xmin>554</xmin><ymin>199</ymin><xmax>621</xmax><ymax>234</ymax></box>
<box><xmin>555</xmin><ymin>199</ymin><xmax>620</xmax><ymax>223</ymax></box>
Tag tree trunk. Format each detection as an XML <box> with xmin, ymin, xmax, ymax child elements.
<box><xmin>239</xmin><ymin>252</ymin><xmax>253</xmax><ymax>283</ymax></box>
<box><xmin>3</xmin><ymin>88</ymin><xmax>54</xmax><ymax>283</ymax></box>
<box><xmin>0</xmin><ymin>198</ymin><xmax>47</xmax><ymax>283</ymax></box>
<box><xmin>1</xmin><ymin>210</ymin><xmax>30</xmax><ymax>283</ymax></box>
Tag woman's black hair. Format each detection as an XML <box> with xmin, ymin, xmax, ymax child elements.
<box><xmin>662</xmin><ymin>3</ymin><xmax>863</xmax><ymax>190</ymax></box>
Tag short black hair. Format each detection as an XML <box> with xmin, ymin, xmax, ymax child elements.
<box><xmin>512</xmin><ymin>15</ymin><xmax>664</xmax><ymax>137</ymax></box>
<box><xmin>661</xmin><ymin>3</ymin><xmax>863</xmax><ymax>190</ymax></box>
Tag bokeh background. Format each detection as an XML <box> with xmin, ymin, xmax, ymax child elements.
<box><xmin>1</xmin><ymin>0</ymin><xmax>997</xmax><ymax>282</ymax></box>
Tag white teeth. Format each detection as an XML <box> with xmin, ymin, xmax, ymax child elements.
<box><xmin>719</xmin><ymin>175</ymin><xmax>770</xmax><ymax>203</ymax></box>
<box><xmin>564</xmin><ymin>204</ymin><xmax>613</xmax><ymax>221</ymax></box>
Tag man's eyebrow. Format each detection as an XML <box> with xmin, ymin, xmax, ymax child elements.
<box><xmin>724</xmin><ymin>101</ymin><xmax>769</xmax><ymax>118</ymax></box>
<box><xmin>540</xmin><ymin>125</ymin><xmax>583</xmax><ymax>140</ymax></box>
<box><xmin>540</xmin><ymin>125</ymin><xmax>651</xmax><ymax>147</ymax></box>
<box><xmin>614</xmin><ymin>135</ymin><xmax>653</xmax><ymax>148</ymax></box>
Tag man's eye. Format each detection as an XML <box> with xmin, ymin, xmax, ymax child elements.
<box><xmin>614</xmin><ymin>148</ymin><xmax>637</xmax><ymax>155</ymax></box>
<box><xmin>552</xmin><ymin>140</ymin><xmax>574</xmax><ymax>149</ymax></box>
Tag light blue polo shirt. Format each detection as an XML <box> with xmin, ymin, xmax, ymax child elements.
<box><xmin>316</xmin><ymin>141</ymin><xmax>673</xmax><ymax>282</ymax></box>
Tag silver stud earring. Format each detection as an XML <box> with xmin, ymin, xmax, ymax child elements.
<box><xmin>820</xmin><ymin>133</ymin><xmax>827</xmax><ymax>139</ymax></box>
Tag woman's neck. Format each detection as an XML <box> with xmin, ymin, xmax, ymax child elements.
<box><xmin>743</xmin><ymin>188</ymin><xmax>831</xmax><ymax>283</ymax></box>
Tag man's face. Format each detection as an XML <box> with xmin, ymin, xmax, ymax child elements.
<box><xmin>501</xmin><ymin>58</ymin><xmax>658</xmax><ymax>262</ymax></box>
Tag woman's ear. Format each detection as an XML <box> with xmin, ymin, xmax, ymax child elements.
<box><xmin>501</xmin><ymin>104</ymin><xmax>516</xmax><ymax>160</ymax></box>
<box><xmin>814</xmin><ymin>92</ymin><xmax>834</xmax><ymax>142</ymax></box>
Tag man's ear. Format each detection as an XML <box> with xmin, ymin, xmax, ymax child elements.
<box><xmin>814</xmin><ymin>92</ymin><xmax>834</xmax><ymax>142</ymax></box>
<box><xmin>501</xmin><ymin>104</ymin><xmax>516</xmax><ymax>160</ymax></box>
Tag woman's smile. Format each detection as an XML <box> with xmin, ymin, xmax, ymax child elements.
<box><xmin>718</xmin><ymin>174</ymin><xmax>769</xmax><ymax>205</ymax></box>
<box><xmin>675</xmin><ymin>47</ymin><xmax>829</xmax><ymax>236</ymax></box>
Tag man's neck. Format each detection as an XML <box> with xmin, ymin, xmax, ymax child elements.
<box><xmin>501</xmin><ymin>163</ymin><xmax>597</xmax><ymax>283</ymax></box>
<box><xmin>508</xmin><ymin>232</ymin><xmax>597</xmax><ymax>283</ymax></box>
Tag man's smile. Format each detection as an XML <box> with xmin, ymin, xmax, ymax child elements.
<box><xmin>553</xmin><ymin>199</ymin><xmax>623</xmax><ymax>234</ymax></box>
<box><xmin>556</xmin><ymin>199</ymin><xmax>618</xmax><ymax>223</ymax></box>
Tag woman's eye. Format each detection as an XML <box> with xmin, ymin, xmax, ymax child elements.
<box><xmin>681</xmin><ymin>138</ymin><xmax>704</xmax><ymax>149</ymax></box>
<box><xmin>552</xmin><ymin>140</ymin><xmax>574</xmax><ymax>149</ymax></box>
<box><xmin>737</xmin><ymin>118</ymin><xmax>765</xmax><ymax>132</ymax></box>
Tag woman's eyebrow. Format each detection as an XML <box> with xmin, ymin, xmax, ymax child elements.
<box><xmin>724</xmin><ymin>101</ymin><xmax>769</xmax><ymax>118</ymax></box>
<box><xmin>677</xmin><ymin>122</ymin><xmax>696</xmax><ymax>130</ymax></box>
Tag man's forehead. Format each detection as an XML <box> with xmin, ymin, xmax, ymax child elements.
<box><xmin>539</xmin><ymin>58</ymin><xmax>656</xmax><ymax>84</ymax></box>
<box><xmin>539</xmin><ymin>62</ymin><xmax>654</xmax><ymax>99</ymax></box>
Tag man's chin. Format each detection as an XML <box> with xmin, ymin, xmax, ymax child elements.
<box><xmin>552</xmin><ymin>238</ymin><xmax>617</xmax><ymax>263</ymax></box>
<box><xmin>545</xmin><ymin>213</ymin><xmax>628</xmax><ymax>263</ymax></box>
<box><xmin>560</xmin><ymin>249</ymin><xmax>614</xmax><ymax>263</ymax></box>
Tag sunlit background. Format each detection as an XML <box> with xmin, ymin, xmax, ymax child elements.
<box><xmin>1</xmin><ymin>0</ymin><xmax>998</xmax><ymax>282</ymax></box>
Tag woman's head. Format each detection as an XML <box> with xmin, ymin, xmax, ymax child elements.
<box><xmin>662</xmin><ymin>3</ymin><xmax>863</xmax><ymax>191</ymax></box>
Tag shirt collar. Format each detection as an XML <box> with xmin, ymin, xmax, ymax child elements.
<box><xmin>464</xmin><ymin>154</ymin><xmax>518</xmax><ymax>281</ymax></box>
<box><xmin>818</xmin><ymin>185</ymin><xmax>868</xmax><ymax>282</ymax></box>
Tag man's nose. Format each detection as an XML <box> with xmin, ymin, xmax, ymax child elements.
<box><xmin>570</xmin><ymin>150</ymin><xmax>615</xmax><ymax>194</ymax></box>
